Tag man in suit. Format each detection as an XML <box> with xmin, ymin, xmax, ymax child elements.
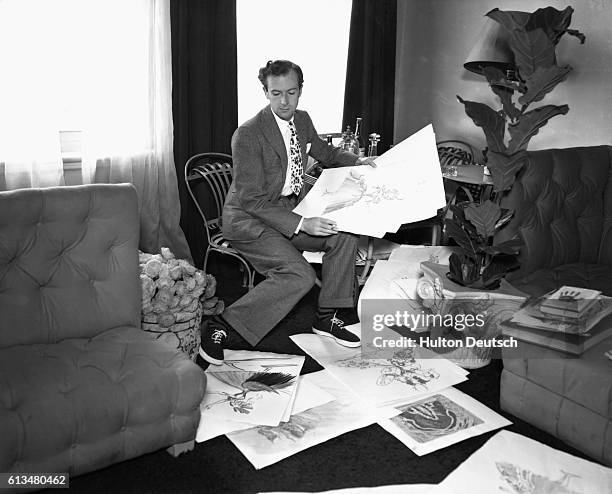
<box><xmin>198</xmin><ymin>60</ymin><xmax>376</xmax><ymax>367</ymax></box>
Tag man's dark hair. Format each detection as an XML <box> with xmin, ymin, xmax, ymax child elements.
<box><xmin>258</xmin><ymin>60</ymin><xmax>304</xmax><ymax>90</ymax></box>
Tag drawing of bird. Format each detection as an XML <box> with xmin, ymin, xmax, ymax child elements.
<box><xmin>205</xmin><ymin>371</ymin><xmax>296</xmax><ymax>415</ymax></box>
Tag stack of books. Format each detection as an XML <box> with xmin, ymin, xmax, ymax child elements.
<box><xmin>502</xmin><ymin>286</ymin><xmax>612</xmax><ymax>355</ymax></box>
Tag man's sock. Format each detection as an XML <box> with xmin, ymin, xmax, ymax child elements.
<box><xmin>315</xmin><ymin>307</ymin><xmax>336</xmax><ymax>320</ymax></box>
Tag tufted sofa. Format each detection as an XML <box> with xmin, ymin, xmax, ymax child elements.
<box><xmin>496</xmin><ymin>145</ymin><xmax>612</xmax><ymax>465</ymax></box>
<box><xmin>0</xmin><ymin>184</ymin><xmax>206</xmax><ymax>478</ymax></box>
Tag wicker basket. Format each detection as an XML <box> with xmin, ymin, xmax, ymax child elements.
<box><xmin>141</xmin><ymin>302</ymin><xmax>203</xmax><ymax>361</ymax></box>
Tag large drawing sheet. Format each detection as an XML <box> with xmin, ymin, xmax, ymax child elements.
<box><xmin>293</xmin><ymin>124</ymin><xmax>446</xmax><ymax>237</ymax></box>
<box><xmin>196</xmin><ymin>375</ymin><xmax>335</xmax><ymax>443</ymax></box>
<box><xmin>227</xmin><ymin>370</ymin><xmax>399</xmax><ymax>470</ymax></box>
<box><xmin>434</xmin><ymin>430</ymin><xmax>612</xmax><ymax>493</ymax></box>
<box><xmin>201</xmin><ymin>351</ymin><xmax>305</xmax><ymax>426</ymax></box>
<box><xmin>291</xmin><ymin>329</ymin><xmax>468</xmax><ymax>408</ymax></box>
<box><xmin>377</xmin><ymin>387</ymin><xmax>511</xmax><ymax>456</ymax></box>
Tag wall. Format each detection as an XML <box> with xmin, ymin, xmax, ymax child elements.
<box><xmin>394</xmin><ymin>0</ymin><xmax>612</xmax><ymax>159</ymax></box>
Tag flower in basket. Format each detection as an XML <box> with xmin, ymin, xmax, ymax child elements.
<box><xmin>139</xmin><ymin>248</ymin><xmax>224</xmax><ymax>329</ymax></box>
<box><xmin>138</xmin><ymin>248</ymin><xmax>224</xmax><ymax>361</ymax></box>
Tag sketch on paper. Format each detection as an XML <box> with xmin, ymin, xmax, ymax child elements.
<box><xmin>391</xmin><ymin>394</ymin><xmax>483</xmax><ymax>443</ymax></box>
<box><xmin>226</xmin><ymin>370</ymin><xmax>398</xmax><ymax>469</ymax></box>
<box><xmin>336</xmin><ymin>349</ymin><xmax>440</xmax><ymax>391</ymax></box>
<box><xmin>496</xmin><ymin>462</ymin><xmax>582</xmax><ymax>494</ymax></box>
<box><xmin>204</xmin><ymin>371</ymin><xmax>295</xmax><ymax>415</ymax></box>
<box><xmin>432</xmin><ymin>430</ymin><xmax>612</xmax><ymax>494</ymax></box>
<box><xmin>201</xmin><ymin>352</ymin><xmax>304</xmax><ymax>426</ymax></box>
<box><xmin>321</xmin><ymin>169</ymin><xmax>402</xmax><ymax>215</ymax></box>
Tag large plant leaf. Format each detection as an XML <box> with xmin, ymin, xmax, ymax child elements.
<box><xmin>444</xmin><ymin>218</ymin><xmax>476</xmax><ymax>254</ymax></box>
<box><xmin>526</xmin><ymin>6</ymin><xmax>584</xmax><ymax>45</ymax></box>
<box><xmin>457</xmin><ymin>96</ymin><xmax>506</xmax><ymax>153</ymax></box>
<box><xmin>448</xmin><ymin>252</ymin><xmax>480</xmax><ymax>287</ymax></box>
<box><xmin>486</xmin><ymin>150</ymin><xmax>527</xmax><ymax>192</ymax></box>
<box><xmin>481</xmin><ymin>254</ymin><xmax>520</xmax><ymax>287</ymax></box>
<box><xmin>509</xmin><ymin>28</ymin><xmax>556</xmax><ymax>80</ymax></box>
<box><xmin>519</xmin><ymin>65</ymin><xmax>572</xmax><ymax>107</ymax></box>
<box><xmin>481</xmin><ymin>237</ymin><xmax>522</xmax><ymax>256</ymax></box>
<box><xmin>464</xmin><ymin>200</ymin><xmax>501</xmax><ymax>238</ymax></box>
<box><xmin>486</xmin><ymin>8</ymin><xmax>529</xmax><ymax>32</ymax></box>
<box><xmin>483</xmin><ymin>67</ymin><xmax>521</xmax><ymax>121</ymax></box>
<box><xmin>507</xmin><ymin>104</ymin><xmax>569</xmax><ymax>153</ymax></box>
<box><xmin>495</xmin><ymin>208</ymin><xmax>515</xmax><ymax>230</ymax></box>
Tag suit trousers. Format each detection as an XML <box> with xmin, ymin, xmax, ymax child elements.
<box><xmin>222</xmin><ymin>226</ymin><xmax>359</xmax><ymax>346</ymax></box>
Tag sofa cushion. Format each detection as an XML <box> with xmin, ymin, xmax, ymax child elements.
<box><xmin>0</xmin><ymin>184</ymin><xmax>141</xmax><ymax>348</ymax></box>
<box><xmin>0</xmin><ymin>327</ymin><xmax>206</xmax><ymax>475</ymax></box>
<box><xmin>501</xmin><ymin>335</ymin><xmax>612</xmax><ymax>465</ymax></box>
<box><xmin>507</xmin><ymin>262</ymin><xmax>612</xmax><ymax>297</ymax></box>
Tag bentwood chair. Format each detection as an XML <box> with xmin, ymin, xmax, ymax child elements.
<box><xmin>184</xmin><ymin>153</ymin><xmax>256</xmax><ymax>290</ymax></box>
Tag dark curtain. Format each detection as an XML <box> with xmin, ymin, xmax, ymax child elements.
<box><xmin>342</xmin><ymin>0</ymin><xmax>397</xmax><ymax>155</ymax></box>
<box><xmin>171</xmin><ymin>0</ymin><xmax>237</xmax><ymax>267</ymax></box>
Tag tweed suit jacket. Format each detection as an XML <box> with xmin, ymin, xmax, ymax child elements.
<box><xmin>223</xmin><ymin>105</ymin><xmax>359</xmax><ymax>241</ymax></box>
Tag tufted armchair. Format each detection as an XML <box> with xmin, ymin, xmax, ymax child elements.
<box><xmin>496</xmin><ymin>145</ymin><xmax>612</xmax><ymax>297</ymax></box>
<box><xmin>0</xmin><ymin>184</ymin><xmax>206</xmax><ymax>478</ymax></box>
<box><xmin>496</xmin><ymin>146</ymin><xmax>612</xmax><ymax>466</ymax></box>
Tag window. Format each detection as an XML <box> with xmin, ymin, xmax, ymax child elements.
<box><xmin>0</xmin><ymin>0</ymin><xmax>170</xmax><ymax>188</ymax></box>
<box><xmin>236</xmin><ymin>0</ymin><xmax>352</xmax><ymax>133</ymax></box>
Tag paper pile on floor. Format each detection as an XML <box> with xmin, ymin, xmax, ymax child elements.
<box><xmin>293</xmin><ymin>124</ymin><xmax>446</xmax><ymax>238</ymax></box>
<box><xmin>226</xmin><ymin>370</ymin><xmax>398</xmax><ymax>470</ymax></box>
<box><xmin>196</xmin><ymin>350</ymin><xmax>306</xmax><ymax>442</ymax></box>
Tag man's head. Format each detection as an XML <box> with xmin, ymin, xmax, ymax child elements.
<box><xmin>259</xmin><ymin>60</ymin><xmax>303</xmax><ymax>121</ymax></box>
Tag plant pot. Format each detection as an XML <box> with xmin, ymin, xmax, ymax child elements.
<box><xmin>416</xmin><ymin>262</ymin><xmax>528</xmax><ymax>369</ymax></box>
<box><xmin>445</xmin><ymin>271</ymin><xmax>502</xmax><ymax>290</ymax></box>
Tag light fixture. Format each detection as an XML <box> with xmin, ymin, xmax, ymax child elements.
<box><xmin>463</xmin><ymin>16</ymin><xmax>520</xmax><ymax>79</ymax></box>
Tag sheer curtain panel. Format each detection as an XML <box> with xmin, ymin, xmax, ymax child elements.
<box><xmin>0</xmin><ymin>1</ymin><xmax>65</xmax><ymax>190</ymax></box>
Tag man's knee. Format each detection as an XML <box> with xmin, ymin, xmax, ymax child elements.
<box><xmin>290</xmin><ymin>261</ymin><xmax>317</xmax><ymax>291</ymax></box>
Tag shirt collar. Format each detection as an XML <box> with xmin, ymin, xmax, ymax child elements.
<box><xmin>271</xmin><ymin>108</ymin><xmax>294</xmax><ymax>133</ymax></box>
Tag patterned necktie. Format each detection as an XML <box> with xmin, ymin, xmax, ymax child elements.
<box><xmin>288</xmin><ymin>120</ymin><xmax>303</xmax><ymax>195</ymax></box>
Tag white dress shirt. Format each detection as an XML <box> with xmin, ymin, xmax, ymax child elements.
<box><xmin>271</xmin><ymin>110</ymin><xmax>304</xmax><ymax>233</ymax></box>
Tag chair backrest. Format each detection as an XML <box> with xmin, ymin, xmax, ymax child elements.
<box><xmin>496</xmin><ymin>145</ymin><xmax>612</xmax><ymax>280</ymax></box>
<box><xmin>184</xmin><ymin>153</ymin><xmax>233</xmax><ymax>243</ymax></box>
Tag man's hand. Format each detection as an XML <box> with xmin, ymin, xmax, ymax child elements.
<box><xmin>301</xmin><ymin>217</ymin><xmax>338</xmax><ymax>236</ymax></box>
<box><xmin>357</xmin><ymin>156</ymin><xmax>377</xmax><ymax>168</ymax></box>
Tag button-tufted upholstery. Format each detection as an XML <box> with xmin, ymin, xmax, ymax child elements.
<box><xmin>496</xmin><ymin>145</ymin><xmax>612</xmax><ymax>296</ymax></box>
<box><xmin>497</xmin><ymin>146</ymin><xmax>612</xmax><ymax>466</ymax></box>
<box><xmin>0</xmin><ymin>184</ymin><xmax>206</xmax><ymax>477</ymax></box>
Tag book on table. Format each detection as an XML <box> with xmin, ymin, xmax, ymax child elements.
<box><xmin>502</xmin><ymin>295</ymin><xmax>612</xmax><ymax>355</ymax></box>
<box><xmin>540</xmin><ymin>285</ymin><xmax>602</xmax><ymax>313</ymax></box>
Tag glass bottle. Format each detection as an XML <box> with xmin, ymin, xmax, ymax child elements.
<box><xmin>354</xmin><ymin>117</ymin><xmax>365</xmax><ymax>157</ymax></box>
<box><xmin>368</xmin><ymin>133</ymin><xmax>381</xmax><ymax>157</ymax></box>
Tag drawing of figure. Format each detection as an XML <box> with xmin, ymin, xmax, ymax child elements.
<box><xmin>204</xmin><ymin>371</ymin><xmax>295</xmax><ymax>415</ymax></box>
<box><xmin>322</xmin><ymin>169</ymin><xmax>401</xmax><ymax>214</ymax></box>
<box><xmin>496</xmin><ymin>462</ymin><xmax>582</xmax><ymax>494</ymax></box>
<box><xmin>336</xmin><ymin>349</ymin><xmax>439</xmax><ymax>391</ymax></box>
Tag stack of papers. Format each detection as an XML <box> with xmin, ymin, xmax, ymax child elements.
<box><xmin>293</xmin><ymin>124</ymin><xmax>446</xmax><ymax>237</ymax></box>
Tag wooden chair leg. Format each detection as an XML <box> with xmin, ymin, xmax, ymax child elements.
<box><xmin>166</xmin><ymin>440</ymin><xmax>195</xmax><ymax>457</ymax></box>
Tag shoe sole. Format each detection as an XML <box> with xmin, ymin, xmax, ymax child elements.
<box><xmin>199</xmin><ymin>347</ymin><xmax>223</xmax><ymax>366</ymax></box>
<box><xmin>312</xmin><ymin>328</ymin><xmax>361</xmax><ymax>348</ymax></box>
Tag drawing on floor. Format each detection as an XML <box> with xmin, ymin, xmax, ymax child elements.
<box><xmin>336</xmin><ymin>349</ymin><xmax>440</xmax><ymax>391</ymax></box>
<box><xmin>391</xmin><ymin>394</ymin><xmax>483</xmax><ymax>443</ymax></box>
<box><xmin>204</xmin><ymin>371</ymin><xmax>295</xmax><ymax>415</ymax></box>
<box><xmin>496</xmin><ymin>462</ymin><xmax>582</xmax><ymax>494</ymax></box>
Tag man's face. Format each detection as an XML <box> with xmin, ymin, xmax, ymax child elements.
<box><xmin>264</xmin><ymin>70</ymin><xmax>302</xmax><ymax>121</ymax></box>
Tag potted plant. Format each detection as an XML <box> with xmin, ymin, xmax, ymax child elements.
<box><xmin>446</xmin><ymin>5</ymin><xmax>585</xmax><ymax>289</ymax></box>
